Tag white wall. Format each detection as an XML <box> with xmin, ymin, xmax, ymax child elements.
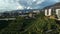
<box><xmin>49</xmin><ymin>9</ymin><xmax>51</xmax><ymax>15</ymax></box>
<box><xmin>45</xmin><ymin>9</ymin><xmax>51</xmax><ymax>16</ymax></box>
<box><xmin>45</xmin><ymin>9</ymin><xmax>48</xmax><ymax>16</ymax></box>
<box><xmin>56</xmin><ymin>9</ymin><xmax>60</xmax><ymax>19</ymax></box>
<box><xmin>56</xmin><ymin>9</ymin><xmax>60</xmax><ymax>15</ymax></box>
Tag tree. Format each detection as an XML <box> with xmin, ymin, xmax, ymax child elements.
<box><xmin>0</xmin><ymin>16</ymin><xmax>25</xmax><ymax>34</ymax></box>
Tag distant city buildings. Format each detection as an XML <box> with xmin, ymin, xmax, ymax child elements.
<box><xmin>0</xmin><ymin>9</ymin><xmax>40</xmax><ymax>19</ymax></box>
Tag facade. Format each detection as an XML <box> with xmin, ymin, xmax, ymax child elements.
<box><xmin>44</xmin><ymin>2</ymin><xmax>60</xmax><ymax>19</ymax></box>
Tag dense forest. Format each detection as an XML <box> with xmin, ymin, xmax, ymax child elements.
<box><xmin>0</xmin><ymin>13</ymin><xmax>60</xmax><ymax>34</ymax></box>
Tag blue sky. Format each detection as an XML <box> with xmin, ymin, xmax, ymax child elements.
<box><xmin>0</xmin><ymin>0</ymin><xmax>60</xmax><ymax>12</ymax></box>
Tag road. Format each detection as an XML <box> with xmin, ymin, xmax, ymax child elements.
<box><xmin>0</xmin><ymin>18</ymin><xmax>16</xmax><ymax>20</ymax></box>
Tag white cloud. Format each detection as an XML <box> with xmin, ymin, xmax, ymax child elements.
<box><xmin>19</xmin><ymin>0</ymin><xmax>45</xmax><ymax>9</ymax></box>
<box><xmin>17</xmin><ymin>6</ymin><xmax>24</xmax><ymax>10</ymax></box>
<box><xmin>0</xmin><ymin>0</ymin><xmax>59</xmax><ymax>12</ymax></box>
<box><xmin>0</xmin><ymin>0</ymin><xmax>45</xmax><ymax>12</ymax></box>
<box><xmin>55</xmin><ymin>0</ymin><xmax>60</xmax><ymax>2</ymax></box>
<box><xmin>33</xmin><ymin>0</ymin><xmax>36</xmax><ymax>2</ymax></box>
<box><xmin>36</xmin><ymin>0</ymin><xmax>45</xmax><ymax>4</ymax></box>
<box><xmin>27</xmin><ymin>7</ymin><xmax>32</xmax><ymax>9</ymax></box>
<box><xmin>0</xmin><ymin>0</ymin><xmax>24</xmax><ymax>12</ymax></box>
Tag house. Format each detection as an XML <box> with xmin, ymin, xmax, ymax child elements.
<box><xmin>43</xmin><ymin>2</ymin><xmax>60</xmax><ymax>20</ymax></box>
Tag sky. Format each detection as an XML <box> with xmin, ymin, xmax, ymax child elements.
<box><xmin>0</xmin><ymin>0</ymin><xmax>60</xmax><ymax>12</ymax></box>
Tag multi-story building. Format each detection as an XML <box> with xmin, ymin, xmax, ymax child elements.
<box><xmin>43</xmin><ymin>2</ymin><xmax>60</xmax><ymax>20</ymax></box>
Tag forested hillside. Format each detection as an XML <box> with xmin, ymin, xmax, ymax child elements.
<box><xmin>0</xmin><ymin>13</ymin><xmax>60</xmax><ymax>34</ymax></box>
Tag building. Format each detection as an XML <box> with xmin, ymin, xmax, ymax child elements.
<box><xmin>43</xmin><ymin>2</ymin><xmax>60</xmax><ymax>20</ymax></box>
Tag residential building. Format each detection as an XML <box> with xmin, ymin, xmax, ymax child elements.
<box><xmin>43</xmin><ymin>2</ymin><xmax>60</xmax><ymax>20</ymax></box>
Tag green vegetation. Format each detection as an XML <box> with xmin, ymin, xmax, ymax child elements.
<box><xmin>0</xmin><ymin>13</ymin><xmax>60</xmax><ymax>34</ymax></box>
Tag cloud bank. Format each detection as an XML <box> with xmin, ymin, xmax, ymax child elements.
<box><xmin>19</xmin><ymin>0</ymin><xmax>45</xmax><ymax>9</ymax></box>
<box><xmin>0</xmin><ymin>0</ymin><xmax>60</xmax><ymax>12</ymax></box>
<box><xmin>0</xmin><ymin>0</ymin><xmax>24</xmax><ymax>12</ymax></box>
